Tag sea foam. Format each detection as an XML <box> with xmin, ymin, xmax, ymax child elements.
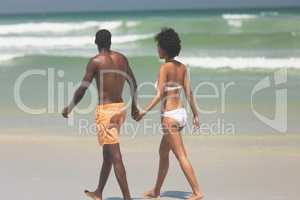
<box><xmin>177</xmin><ymin>57</ymin><xmax>300</xmax><ymax>69</ymax></box>
<box><xmin>222</xmin><ymin>14</ymin><xmax>258</xmax><ymax>28</ymax></box>
<box><xmin>0</xmin><ymin>20</ymin><xmax>139</xmax><ymax>35</ymax></box>
<box><xmin>222</xmin><ymin>14</ymin><xmax>258</xmax><ymax>20</ymax></box>
<box><xmin>0</xmin><ymin>54</ymin><xmax>24</xmax><ymax>62</ymax></box>
<box><xmin>0</xmin><ymin>33</ymin><xmax>153</xmax><ymax>48</ymax></box>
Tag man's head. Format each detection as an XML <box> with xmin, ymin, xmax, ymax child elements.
<box><xmin>95</xmin><ymin>29</ymin><xmax>111</xmax><ymax>50</ymax></box>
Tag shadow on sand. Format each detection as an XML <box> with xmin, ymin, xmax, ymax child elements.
<box><xmin>160</xmin><ymin>190</ymin><xmax>191</xmax><ymax>199</ymax></box>
<box><xmin>106</xmin><ymin>198</ymin><xmax>142</xmax><ymax>200</ymax></box>
<box><xmin>105</xmin><ymin>198</ymin><xmax>123</xmax><ymax>200</ymax></box>
<box><xmin>105</xmin><ymin>191</ymin><xmax>190</xmax><ymax>200</ymax></box>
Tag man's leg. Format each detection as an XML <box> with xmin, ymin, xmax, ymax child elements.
<box><xmin>108</xmin><ymin>143</ymin><xmax>131</xmax><ymax>200</ymax></box>
<box><xmin>97</xmin><ymin>145</ymin><xmax>113</xmax><ymax>194</ymax></box>
<box><xmin>85</xmin><ymin>145</ymin><xmax>112</xmax><ymax>200</ymax></box>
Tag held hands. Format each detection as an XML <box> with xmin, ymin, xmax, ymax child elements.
<box><xmin>135</xmin><ymin>110</ymin><xmax>146</xmax><ymax>121</ymax></box>
<box><xmin>131</xmin><ymin>105</ymin><xmax>146</xmax><ymax>121</ymax></box>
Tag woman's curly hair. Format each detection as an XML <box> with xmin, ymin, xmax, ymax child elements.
<box><xmin>155</xmin><ymin>27</ymin><xmax>181</xmax><ymax>58</ymax></box>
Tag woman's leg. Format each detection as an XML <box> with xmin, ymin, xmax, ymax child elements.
<box><xmin>144</xmin><ymin>135</ymin><xmax>171</xmax><ymax>198</ymax></box>
<box><xmin>165</xmin><ymin>119</ymin><xmax>204</xmax><ymax>199</ymax></box>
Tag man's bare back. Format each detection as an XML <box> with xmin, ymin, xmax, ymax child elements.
<box><xmin>91</xmin><ymin>50</ymin><xmax>132</xmax><ymax>104</ymax></box>
<box><xmin>62</xmin><ymin>49</ymin><xmax>137</xmax><ymax>116</ymax></box>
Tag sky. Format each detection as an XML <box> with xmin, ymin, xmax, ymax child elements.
<box><xmin>1</xmin><ymin>0</ymin><xmax>300</xmax><ymax>14</ymax></box>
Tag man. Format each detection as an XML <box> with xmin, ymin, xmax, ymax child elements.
<box><xmin>62</xmin><ymin>29</ymin><xmax>138</xmax><ymax>200</ymax></box>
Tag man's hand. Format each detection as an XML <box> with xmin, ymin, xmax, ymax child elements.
<box><xmin>131</xmin><ymin>105</ymin><xmax>139</xmax><ymax>120</ymax></box>
<box><xmin>62</xmin><ymin>106</ymin><xmax>71</xmax><ymax>118</ymax></box>
<box><xmin>135</xmin><ymin>110</ymin><xmax>146</xmax><ymax>121</ymax></box>
<box><xmin>193</xmin><ymin>115</ymin><xmax>200</xmax><ymax>129</ymax></box>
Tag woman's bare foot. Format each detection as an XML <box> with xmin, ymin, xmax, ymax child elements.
<box><xmin>143</xmin><ymin>188</ymin><xmax>160</xmax><ymax>199</ymax></box>
<box><xmin>186</xmin><ymin>192</ymin><xmax>204</xmax><ymax>200</ymax></box>
<box><xmin>84</xmin><ymin>190</ymin><xmax>102</xmax><ymax>200</ymax></box>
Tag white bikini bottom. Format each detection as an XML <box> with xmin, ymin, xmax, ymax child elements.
<box><xmin>162</xmin><ymin>108</ymin><xmax>187</xmax><ymax>127</ymax></box>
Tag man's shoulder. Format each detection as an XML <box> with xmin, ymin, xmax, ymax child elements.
<box><xmin>88</xmin><ymin>57</ymin><xmax>98</xmax><ymax>65</ymax></box>
<box><xmin>111</xmin><ymin>51</ymin><xmax>128</xmax><ymax>61</ymax></box>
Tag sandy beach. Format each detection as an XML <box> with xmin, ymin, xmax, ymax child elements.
<box><xmin>1</xmin><ymin>133</ymin><xmax>299</xmax><ymax>200</ymax></box>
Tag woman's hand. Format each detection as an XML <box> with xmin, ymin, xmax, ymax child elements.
<box><xmin>193</xmin><ymin>115</ymin><xmax>200</xmax><ymax>129</ymax></box>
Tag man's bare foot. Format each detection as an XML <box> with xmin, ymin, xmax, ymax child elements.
<box><xmin>84</xmin><ymin>190</ymin><xmax>102</xmax><ymax>200</ymax></box>
<box><xmin>143</xmin><ymin>188</ymin><xmax>160</xmax><ymax>199</ymax></box>
<box><xmin>186</xmin><ymin>192</ymin><xmax>204</xmax><ymax>200</ymax></box>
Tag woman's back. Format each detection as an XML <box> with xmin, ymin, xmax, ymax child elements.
<box><xmin>162</xmin><ymin>60</ymin><xmax>187</xmax><ymax>111</ymax></box>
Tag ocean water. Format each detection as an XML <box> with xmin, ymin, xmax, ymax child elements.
<box><xmin>0</xmin><ymin>8</ymin><xmax>299</xmax><ymax>135</ymax></box>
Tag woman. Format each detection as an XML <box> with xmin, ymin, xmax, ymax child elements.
<box><xmin>135</xmin><ymin>28</ymin><xmax>204</xmax><ymax>200</ymax></box>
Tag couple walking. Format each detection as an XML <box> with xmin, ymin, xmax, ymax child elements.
<box><xmin>62</xmin><ymin>28</ymin><xmax>204</xmax><ymax>200</ymax></box>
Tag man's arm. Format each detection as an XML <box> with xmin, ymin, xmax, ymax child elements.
<box><xmin>62</xmin><ymin>58</ymin><xmax>96</xmax><ymax>118</ymax></box>
<box><xmin>124</xmin><ymin>58</ymin><xmax>138</xmax><ymax>118</ymax></box>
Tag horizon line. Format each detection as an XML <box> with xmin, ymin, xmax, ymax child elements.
<box><xmin>1</xmin><ymin>6</ymin><xmax>300</xmax><ymax>16</ymax></box>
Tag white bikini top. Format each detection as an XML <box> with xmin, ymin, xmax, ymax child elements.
<box><xmin>155</xmin><ymin>81</ymin><xmax>183</xmax><ymax>92</ymax></box>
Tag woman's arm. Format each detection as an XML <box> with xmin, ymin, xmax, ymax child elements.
<box><xmin>136</xmin><ymin>65</ymin><xmax>167</xmax><ymax>120</ymax></box>
<box><xmin>183</xmin><ymin>68</ymin><xmax>200</xmax><ymax>127</ymax></box>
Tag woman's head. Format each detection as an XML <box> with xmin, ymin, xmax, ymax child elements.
<box><xmin>155</xmin><ymin>27</ymin><xmax>181</xmax><ymax>59</ymax></box>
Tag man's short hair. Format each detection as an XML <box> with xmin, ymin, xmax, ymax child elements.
<box><xmin>95</xmin><ymin>29</ymin><xmax>111</xmax><ymax>49</ymax></box>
